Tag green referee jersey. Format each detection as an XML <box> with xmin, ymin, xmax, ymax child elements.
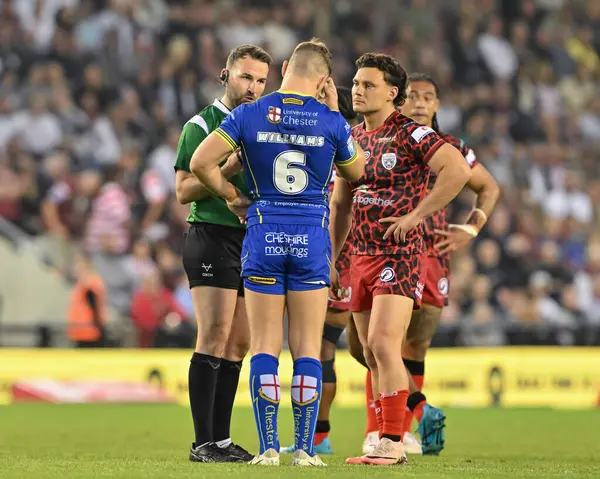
<box><xmin>174</xmin><ymin>99</ymin><xmax>248</xmax><ymax>228</ymax></box>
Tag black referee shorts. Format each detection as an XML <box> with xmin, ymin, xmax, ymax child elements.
<box><xmin>182</xmin><ymin>223</ymin><xmax>245</xmax><ymax>296</ymax></box>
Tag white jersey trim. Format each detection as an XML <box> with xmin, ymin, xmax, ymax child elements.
<box><xmin>187</xmin><ymin>115</ymin><xmax>209</xmax><ymax>134</ymax></box>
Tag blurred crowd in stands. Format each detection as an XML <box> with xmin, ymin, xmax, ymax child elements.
<box><xmin>0</xmin><ymin>0</ymin><xmax>599</xmax><ymax>347</ymax></box>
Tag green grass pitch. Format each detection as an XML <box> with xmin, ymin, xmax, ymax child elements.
<box><xmin>1</xmin><ymin>404</ymin><xmax>599</xmax><ymax>478</ymax></box>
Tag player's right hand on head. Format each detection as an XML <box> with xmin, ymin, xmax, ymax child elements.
<box><xmin>322</xmin><ymin>78</ymin><xmax>339</xmax><ymax>112</ymax></box>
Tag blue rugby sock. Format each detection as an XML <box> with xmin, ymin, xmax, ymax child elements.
<box><xmin>249</xmin><ymin>353</ymin><xmax>280</xmax><ymax>454</ymax></box>
<box><xmin>291</xmin><ymin>357</ymin><xmax>322</xmax><ymax>456</ymax></box>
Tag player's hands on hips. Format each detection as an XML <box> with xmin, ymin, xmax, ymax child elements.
<box><xmin>224</xmin><ymin>149</ymin><xmax>243</xmax><ymax>176</ymax></box>
<box><xmin>225</xmin><ymin>187</ymin><xmax>251</xmax><ymax>223</ymax></box>
<box><xmin>434</xmin><ymin>225</ymin><xmax>476</xmax><ymax>254</ymax></box>
<box><xmin>321</xmin><ymin>78</ymin><xmax>339</xmax><ymax>112</ymax></box>
<box><xmin>380</xmin><ymin>211</ymin><xmax>422</xmax><ymax>243</ymax></box>
<box><xmin>329</xmin><ymin>264</ymin><xmax>347</xmax><ymax>300</ymax></box>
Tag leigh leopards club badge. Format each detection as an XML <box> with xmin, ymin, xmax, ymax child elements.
<box><xmin>381</xmin><ymin>152</ymin><xmax>397</xmax><ymax>170</ymax></box>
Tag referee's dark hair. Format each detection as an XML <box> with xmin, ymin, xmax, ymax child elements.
<box><xmin>408</xmin><ymin>73</ymin><xmax>441</xmax><ymax>132</ymax></box>
<box><xmin>226</xmin><ymin>44</ymin><xmax>272</xmax><ymax>69</ymax></box>
<box><xmin>337</xmin><ymin>86</ymin><xmax>357</xmax><ymax>122</ymax></box>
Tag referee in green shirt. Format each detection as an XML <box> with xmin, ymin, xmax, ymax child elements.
<box><xmin>174</xmin><ymin>44</ymin><xmax>272</xmax><ymax>463</ymax></box>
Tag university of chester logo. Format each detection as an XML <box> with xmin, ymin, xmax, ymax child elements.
<box><xmin>267</xmin><ymin>106</ymin><xmax>282</xmax><ymax>124</ymax></box>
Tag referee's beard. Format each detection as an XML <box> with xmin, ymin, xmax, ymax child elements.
<box><xmin>225</xmin><ymin>86</ymin><xmax>257</xmax><ymax>109</ymax></box>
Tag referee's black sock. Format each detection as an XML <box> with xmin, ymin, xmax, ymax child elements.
<box><xmin>189</xmin><ymin>353</ymin><xmax>221</xmax><ymax>447</ymax></box>
<box><xmin>213</xmin><ymin>358</ymin><xmax>243</xmax><ymax>445</ymax></box>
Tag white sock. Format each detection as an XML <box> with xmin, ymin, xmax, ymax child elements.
<box><xmin>216</xmin><ymin>438</ymin><xmax>232</xmax><ymax>448</ymax></box>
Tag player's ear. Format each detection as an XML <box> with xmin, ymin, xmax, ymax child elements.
<box><xmin>281</xmin><ymin>60</ymin><xmax>289</xmax><ymax>78</ymax></box>
<box><xmin>219</xmin><ymin>69</ymin><xmax>229</xmax><ymax>85</ymax></box>
<box><xmin>317</xmin><ymin>76</ymin><xmax>327</xmax><ymax>99</ymax></box>
<box><xmin>389</xmin><ymin>86</ymin><xmax>399</xmax><ymax>104</ymax></box>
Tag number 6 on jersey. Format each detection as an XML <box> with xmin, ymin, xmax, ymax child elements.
<box><xmin>274</xmin><ymin>150</ymin><xmax>308</xmax><ymax>195</ymax></box>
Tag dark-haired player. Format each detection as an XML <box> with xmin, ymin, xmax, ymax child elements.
<box><xmin>399</xmin><ymin>73</ymin><xmax>500</xmax><ymax>451</ymax></box>
<box><xmin>280</xmin><ymin>86</ymin><xmax>361</xmax><ymax>456</ymax></box>
<box><xmin>329</xmin><ymin>54</ymin><xmax>472</xmax><ymax>465</ymax></box>
<box><xmin>174</xmin><ymin>44</ymin><xmax>271</xmax><ymax>463</ymax></box>
<box><xmin>352</xmin><ymin>74</ymin><xmax>500</xmax><ymax>456</ymax></box>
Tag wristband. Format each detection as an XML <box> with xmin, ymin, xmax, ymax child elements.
<box><xmin>465</xmin><ymin>208</ymin><xmax>488</xmax><ymax>232</ymax></box>
<box><xmin>449</xmin><ymin>224</ymin><xmax>479</xmax><ymax>238</ymax></box>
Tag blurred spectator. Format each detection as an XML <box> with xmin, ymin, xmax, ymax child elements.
<box><xmin>529</xmin><ymin>270</ymin><xmax>576</xmax><ymax>328</ymax></box>
<box><xmin>173</xmin><ymin>273</ymin><xmax>195</xmax><ymax>320</ymax></box>
<box><xmin>67</xmin><ymin>249</ymin><xmax>107</xmax><ymax>348</ymax></box>
<box><xmin>153</xmin><ymin>312</ymin><xmax>195</xmax><ymax>348</ymax></box>
<box><xmin>459</xmin><ymin>302</ymin><xmax>507</xmax><ymax>347</ymax></box>
<box><xmin>559</xmin><ymin>63</ymin><xmax>597</xmax><ymax>115</ymax></box>
<box><xmin>478</xmin><ymin>16</ymin><xmax>518</xmax><ymax>81</ymax></box>
<box><xmin>544</xmin><ymin>170</ymin><xmax>593</xmax><ymax>224</ymax></box>
<box><xmin>124</xmin><ymin>239</ymin><xmax>158</xmax><ymax>288</ymax></box>
<box><xmin>40</xmin><ymin>166</ymin><xmax>100</xmax><ymax>270</ymax></box>
<box><xmin>11</xmin><ymin>92</ymin><xmax>63</xmax><ymax>157</ymax></box>
<box><xmin>85</xmin><ymin>165</ymin><xmax>131</xmax><ymax>255</ymax></box>
<box><xmin>155</xmin><ymin>244</ymin><xmax>184</xmax><ymax>291</ymax></box>
<box><xmin>120</xmin><ymin>143</ymin><xmax>169</xmax><ymax>242</ymax></box>
<box><xmin>147</xmin><ymin>126</ymin><xmax>179</xmax><ymax>194</ymax></box>
<box><xmin>130</xmin><ymin>270</ymin><xmax>185</xmax><ymax>348</ymax></box>
<box><xmin>579</xmin><ymin>97</ymin><xmax>600</xmax><ymax>143</ymax></box>
<box><xmin>565</xmin><ymin>26</ymin><xmax>599</xmax><ymax>72</ymax></box>
<box><xmin>0</xmin><ymin>150</ymin><xmax>22</xmax><ymax>222</ymax></box>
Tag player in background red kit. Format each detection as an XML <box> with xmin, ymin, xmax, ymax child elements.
<box><xmin>329</xmin><ymin>54</ymin><xmax>471</xmax><ymax>465</ymax></box>
<box><xmin>279</xmin><ymin>86</ymin><xmax>360</xmax><ymax>456</ymax></box>
<box><xmin>401</xmin><ymin>74</ymin><xmax>500</xmax><ymax>453</ymax></box>
<box><xmin>352</xmin><ymin>74</ymin><xmax>500</xmax><ymax>456</ymax></box>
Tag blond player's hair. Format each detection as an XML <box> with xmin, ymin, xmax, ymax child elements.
<box><xmin>287</xmin><ymin>38</ymin><xmax>333</xmax><ymax>77</ymax></box>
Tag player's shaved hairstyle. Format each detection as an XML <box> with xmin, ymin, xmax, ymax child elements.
<box><xmin>288</xmin><ymin>38</ymin><xmax>333</xmax><ymax>77</ymax></box>
<box><xmin>226</xmin><ymin>44</ymin><xmax>272</xmax><ymax>69</ymax></box>
<box><xmin>408</xmin><ymin>72</ymin><xmax>441</xmax><ymax>132</ymax></box>
<box><xmin>355</xmin><ymin>53</ymin><xmax>409</xmax><ymax>106</ymax></box>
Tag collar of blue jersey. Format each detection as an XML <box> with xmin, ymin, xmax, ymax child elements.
<box><xmin>277</xmin><ymin>90</ymin><xmax>312</xmax><ymax>98</ymax></box>
<box><xmin>213</xmin><ymin>99</ymin><xmax>231</xmax><ymax>114</ymax></box>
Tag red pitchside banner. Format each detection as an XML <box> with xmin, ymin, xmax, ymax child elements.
<box><xmin>12</xmin><ymin>379</ymin><xmax>175</xmax><ymax>404</ymax></box>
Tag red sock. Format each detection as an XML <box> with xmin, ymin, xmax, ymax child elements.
<box><xmin>315</xmin><ymin>432</ymin><xmax>328</xmax><ymax>445</ymax></box>
<box><xmin>374</xmin><ymin>399</ymin><xmax>384</xmax><ymax>438</ymax></box>
<box><xmin>413</xmin><ymin>399</ymin><xmax>426</xmax><ymax>422</ymax></box>
<box><xmin>365</xmin><ymin>370</ymin><xmax>379</xmax><ymax>434</ymax></box>
<box><xmin>413</xmin><ymin>374</ymin><xmax>424</xmax><ymax>392</ymax></box>
<box><xmin>403</xmin><ymin>409</ymin><xmax>413</xmax><ymax>434</ymax></box>
<box><xmin>380</xmin><ymin>390</ymin><xmax>409</xmax><ymax>440</ymax></box>
<box><xmin>404</xmin><ymin>373</ymin><xmax>424</xmax><ymax>433</ymax></box>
